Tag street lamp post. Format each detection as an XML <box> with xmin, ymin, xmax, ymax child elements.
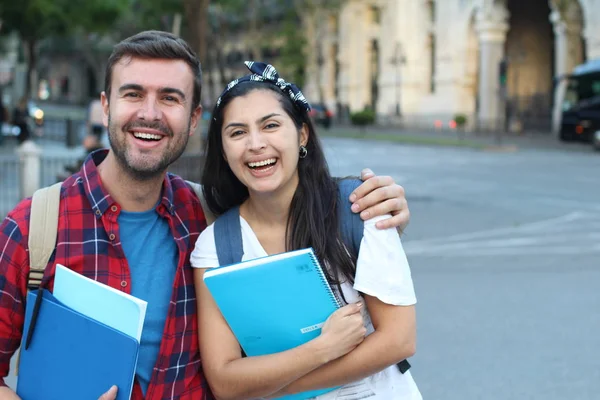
<box><xmin>316</xmin><ymin>44</ymin><xmax>325</xmax><ymax>104</ymax></box>
<box><xmin>390</xmin><ymin>42</ymin><xmax>406</xmax><ymax>118</ymax></box>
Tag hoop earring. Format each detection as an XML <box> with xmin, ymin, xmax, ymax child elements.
<box><xmin>299</xmin><ymin>145</ymin><xmax>308</xmax><ymax>159</ymax></box>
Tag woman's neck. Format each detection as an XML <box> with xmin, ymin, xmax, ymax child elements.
<box><xmin>97</xmin><ymin>151</ymin><xmax>165</xmax><ymax>212</ymax></box>
<box><xmin>241</xmin><ymin>190</ymin><xmax>292</xmax><ymax>228</ymax></box>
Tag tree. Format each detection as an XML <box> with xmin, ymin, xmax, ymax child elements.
<box><xmin>279</xmin><ymin>0</ymin><xmax>342</xmax><ymax>91</ymax></box>
<box><xmin>183</xmin><ymin>0</ymin><xmax>210</xmax><ymax>63</ymax></box>
<box><xmin>0</xmin><ymin>0</ymin><xmax>125</xmax><ymax>96</ymax></box>
<box><xmin>278</xmin><ymin>11</ymin><xmax>307</xmax><ymax>88</ymax></box>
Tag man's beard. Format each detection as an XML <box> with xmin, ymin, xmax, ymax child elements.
<box><xmin>107</xmin><ymin>114</ymin><xmax>190</xmax><ymax>181</ymax></box>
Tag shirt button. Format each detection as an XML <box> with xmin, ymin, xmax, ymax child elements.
<box><xmin>109</xmin><ymin>233</ymin><xmax>115</xmax><ymax>240</ymax></box>
<box><xmin>95</xmin><ymin>210</ymin><xmax>101</xmax><ymax>216</ymax></box>
<box><xmin>120</xmin><ymin>281</ymin><xmax>127</xmax><ymax>288</ymax></box>
<box><xmin>111</xmin><ymin>205</ymin><xmax>118</xmax><ymax>212</ymax></box>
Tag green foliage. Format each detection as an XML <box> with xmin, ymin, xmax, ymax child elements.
<box><xmin>278</xmin><ymin>11</ymin><xmax>307</xmax><ymax>88</ymax></box>
<box><xmin>454</xmin><ymin>114</ymin><xmax>468</xmax><ymax>128</ymax></box>
<box><xmin>0</xmin><ymin>0</ymin><xmax>126</xmax><ymax>40</ymax></box>
<box><xmin>350</xmin><ymin>108</ymin><xmax>376</xmax><ymax>127</ymax></box>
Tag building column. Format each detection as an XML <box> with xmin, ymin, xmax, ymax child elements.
<box><xmin>584</xmin><ymin>26</ymin><xmax>600</xmax><ymax>60</ymax></box>
<box><xmin>323</xmin><ymin>42</ymin><xmax>337</xmax><ymax>109</ymax></box>
<box><xmin>550</xmin><ymin>10</ymin><xmax>584</xmax><ymax>134</ymax></box>
<box><xmin>475</xmin><ymin>11</ymin><xmax>509</xmax><ymax>130</ymax></box>
<box><xmin>551</xmin><ymin>10</ymin><xmax>584</xmax><ymax>77</ymax></box>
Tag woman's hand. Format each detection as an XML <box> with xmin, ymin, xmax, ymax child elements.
<box><xmin>318</xmin><ymin>302</ymin><xmax>367</xmax><ymax>362</ymax></box>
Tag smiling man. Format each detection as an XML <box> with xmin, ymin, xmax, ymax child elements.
<box><xmin>102</xmin><ymin>59</ymin><xmax>196</xmax><ymax>181</ymax></box>
<box><xmin>0</xmin><ymin>31</ymin><xmax>411</xmax><ymax>400</ymax></box>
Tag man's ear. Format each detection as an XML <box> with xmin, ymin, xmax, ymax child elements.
<box><xmin>189</xmin><ymin>105</ymin><xmax>203</xmax><ymax>136</ymax></box>
<box><xmin>100</xmin><ymin>92</ymin><xmax>109</xmax><ymax>127</ymax></box>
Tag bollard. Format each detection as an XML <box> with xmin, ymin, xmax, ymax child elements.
<box><xmin>16</xmin><ymin>140</ymin><xmax>42</xmax><ymax>199</ymax></box>
<box><xmin>65</xmin><ymin>119</ymin><xmax>79</xmax><ymax>148</ymax></box>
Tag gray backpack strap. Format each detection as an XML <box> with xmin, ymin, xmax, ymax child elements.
<box><xmin>27</xmin><ymin>182</ymin><xmax>62</xmax><ymax>290</ymax></box>
<box><xmin>186</xmin><ymin>180</ymin><xmax>216</xmax><ymax>225</ymax></box>
<box><xmin>213</xmin><ymin>206</ymin><xmax>243</xmax><ymax>266</ymax></box>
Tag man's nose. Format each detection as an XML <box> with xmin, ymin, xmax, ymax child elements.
<box><xmin>137</xmin><ymin>96</ymin><xmax>162</xmax><ymax>121</ymax></box>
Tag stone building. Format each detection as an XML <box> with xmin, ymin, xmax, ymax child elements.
<box><xmin>304</xmin><ymin>0</ymin><xmax>600</xmax><ymax>132</ymax></box>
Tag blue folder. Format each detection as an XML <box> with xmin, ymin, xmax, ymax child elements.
<box><xmin>203</xmin><ymin>248</ymin><xmax>341</xmax><ymax>400</ymax></box>
<box><xmin>16</xmin><ymin>290</ymin><xmax>139</xmax><ymax>400</ymax></box>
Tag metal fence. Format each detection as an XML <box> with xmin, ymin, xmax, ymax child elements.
<box><xmin>0</xmin><ymin>153</ymin><xmax>205</xmax><ymax>220</ymax></box>
<box><xmin>39</xmin><ymin>118</ymin><xmax>87</xmax><ymax>145</ymax></box>
<box><xmin>0</xmin><ymin>154</ymin><xmax>79</xmax><ymax>219</ymax></box>
<box><xmin>0</xmin><ymin>155</ymin><xmax>20</xmax><ymax>219</ymax></box>
<box><xmin>169</xmin><ymin>153</ymin><xmax>205</xmax><ymax>183</ymax></box>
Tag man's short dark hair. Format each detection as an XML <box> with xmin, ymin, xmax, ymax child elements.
<box><xmin>104</xmin><ymin>30</ymin><xmax>202</xmax><ymax>110</ymax></box>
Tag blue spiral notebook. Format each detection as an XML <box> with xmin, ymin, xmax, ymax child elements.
<box><xmin>16</xmin><ymin>289</ymin><xmax>140</xmax><ymax>400</ymax></box>
<box><xmin>203</xmin><ymin>247</ymin><xmax>341</xmax><ymax>400</ymax></box>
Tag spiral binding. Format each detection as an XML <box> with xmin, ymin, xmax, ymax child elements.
<box><xmin>309</xmin><ymin>249</ymin><xmax>341</xmax><ymax>308</ymax></box>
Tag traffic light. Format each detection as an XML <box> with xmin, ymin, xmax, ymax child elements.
<box><xmin>499</xmin><ymin>59</ymin><xmax>508</xmax><ymax>87</ymax></box>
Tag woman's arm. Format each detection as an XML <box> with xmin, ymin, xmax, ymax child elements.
<box><xmin>273</xmin><ymin>296</ymin><xmax>416</xmax><ymax>397</ymax></box>
<box><xmin>194</xmin><ymin>268</ymin><xmax>366</xmax><ymax>400</ymax></box>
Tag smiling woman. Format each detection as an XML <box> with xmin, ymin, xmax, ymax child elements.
<box><xmin>193</xmin><ymin>62</ymin><xmax>420</xmax><ymax>400</ymax></box>
<box><xmin>219</xmin><ymin>89</ymin><xmax>308</xmax><ymax>198</ymax></box>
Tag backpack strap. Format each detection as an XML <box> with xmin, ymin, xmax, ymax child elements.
<box><xmin>336</xmin><ymin>179</ymin><xmax>364</xmax><ymax>258</ymax></box>
<box><xmin>185</xmin><ymin>180</ymin><xmax>216</xmax><ymax>225</ymax></box>
<box><xmin>17</xmin><ymin>181</ymin><xmax>62</xmax><ymax>375</ymax></box>
<box><xmin>27</xmin><ymin>182</ymin><xmax>62</xmax><ymax>290</ymax></box>
<box><xmin>213</xmin><ymin>206</ymin><xmax>243</xmax><ymax>265</ymax></box>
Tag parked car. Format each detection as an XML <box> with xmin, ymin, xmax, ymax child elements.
<box><xmin>1</xmin><ymin>102</ymin><xmax>44</xmax><ymax>138</ymax></box>
<box><xmin>593</xmin><ymin>130</ymin><xmax>600</xmax><ymax>151</ymax></box>
<box><xmin>309</xmin><ymin>103</ymin><xmax>333</xmax><ymax>129</ymax></box>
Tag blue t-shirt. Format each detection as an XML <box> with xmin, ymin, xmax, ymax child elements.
<box><xmin>118</xmin><ymin>208</ymin><xmax>178</xmax><ymax>395</ymax></box>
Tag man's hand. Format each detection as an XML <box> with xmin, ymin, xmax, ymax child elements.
<box><xmin>350</xmin><ymin>168</ymin><xmax>409</xmax><ymax>232</ymax></box>
<box><xmin>98</xmin><ymin>385</ymin><xmax>117</xmax><ymax>400</ymax></box>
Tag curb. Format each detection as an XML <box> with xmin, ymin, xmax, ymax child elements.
<box><xmin>482</xmin><ymin>145</ymin><xmax>519</xmax><ymax>153</ymax></box>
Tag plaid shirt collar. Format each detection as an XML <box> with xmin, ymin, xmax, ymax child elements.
<box><xmin>81</xmin><ymin>149</ymin><xmax>177</xmax><ymax>216</ymax></box>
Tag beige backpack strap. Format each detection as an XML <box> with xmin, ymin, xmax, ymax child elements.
<box><xmin>16</xmin><ymin>182</ymin><xmax>62</xmax><ymax>376</ymax></box>
<box><xmin>186</xmin><ymin>180</ymin><xmax>215</xmax><ymax>225</ymax></box>
<box><xmin>27</xmin><ymin>182</ymin><xmax>62</xmax><ymax>289</ymax></box>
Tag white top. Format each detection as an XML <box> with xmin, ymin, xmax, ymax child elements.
<box><xmin>191</xmin><ymin>214</ymin><xmax>422</xmax><ymax>400</ymax></box>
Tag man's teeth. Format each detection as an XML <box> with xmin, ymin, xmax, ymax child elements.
<box><xmin>133</xmin><ymin>132</ymin><xmax>162</xmax><ymax>140</ymax></box>
<box><xmin>248</xmin><ymin>158</ymin><xmax>276</xmax><ymax>168</ymax></box>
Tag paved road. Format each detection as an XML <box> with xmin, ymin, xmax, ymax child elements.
<box><xmin>323</xmin><ymin>137</ymin><xmax>600</xmax><ymax>399</ymax></box>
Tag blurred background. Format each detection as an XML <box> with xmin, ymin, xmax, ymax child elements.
<box><xmin>0</xmin><ymin>0</ymin><xmax>598</xmax><ymax>137</ymax></box>
<box><xmin>0</xmin><ymin>0</ymin><xmax>599</xmax><ymax>399</ymax></box>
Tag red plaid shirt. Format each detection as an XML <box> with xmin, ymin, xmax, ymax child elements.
<box><xmin>0</xmin><ymin>150</ymin><xmax>213</xmax><ymax>399</ymax></box>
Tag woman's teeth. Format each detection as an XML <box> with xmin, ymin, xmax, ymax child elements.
<box><xmin>248</xmin><ymin>158</ymin><xmax>276</xmax><ymax>168</ymax></box>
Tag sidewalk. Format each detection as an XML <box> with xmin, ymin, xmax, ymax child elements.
<box><xmin>321</xmin><ymin>125</ymin><xmax>596</xmax><ymax>154</ymax></box>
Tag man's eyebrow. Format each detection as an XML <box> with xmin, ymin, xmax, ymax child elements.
<box><xmin>118</xmin><ymin>83</ymin><xmax>144</xmax><ymax>93</ymax></box>
<box><xmin>117</xmin><ymin>84</ymin><xmax>186</xmax><ymax>100</ymax></box>
<box><xmin>159</xmin><ymin>87</ymin><xmax>186</xmax><ymax>100</ymax></box>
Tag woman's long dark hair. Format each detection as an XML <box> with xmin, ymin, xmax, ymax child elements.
<box><xmin>202</xmin><ymin>81</ymin><xmax>357</xmax><ymax>299</ymax></box>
